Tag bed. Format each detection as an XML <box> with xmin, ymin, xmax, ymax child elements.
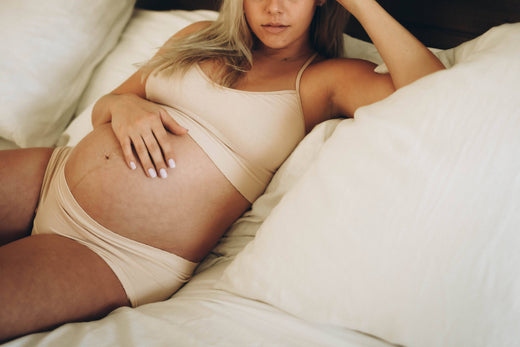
<box><xmin>1</xmin><ymin>0</ymin><xmax>520</xmax><ymax>346</ymax></box>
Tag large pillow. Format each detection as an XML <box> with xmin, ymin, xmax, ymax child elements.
<box><xmin>217</xmin><ymin>23</ymin><xmax>520</xmax><ymax>347</ymax></box>
<box><xmin>58</xmin><ymin>9</ymin><xmax>220</xmax><ymax>146</ymax></box>
<box><xmin>0</xmin><ymin>0</ymin><xmax>135</xmax><ymax>148</ymax></box>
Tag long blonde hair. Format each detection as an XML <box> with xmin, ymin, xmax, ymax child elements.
<box><xmin>142</xmin><ymin>0</ymin><xmax>349</xmax><ymax>87</ymax></box>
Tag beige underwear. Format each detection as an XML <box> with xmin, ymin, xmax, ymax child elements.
<box><xmin>32</xmin><ymin>147</ymin><xmax>198</xmax><ymax>307</ymax></box>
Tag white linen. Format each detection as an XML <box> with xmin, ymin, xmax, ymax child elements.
<box><xmin>217</xmin><ymin>23</ymin><xmax>520</xmax><ymax>347</ymax></box>
<box><xmin>0</xmin><ymin>0</ymin><xmax>135</xmax><ymax>148</ymax></box>
<box><xmin>5</xmin><ymin>262</ymin><xmax>393</xmax><ymax>347</ymax></box>
<box><xmin>0</xmin><ymin>138</ymin><xmax>19</xmax><ymax>150</ymax></box>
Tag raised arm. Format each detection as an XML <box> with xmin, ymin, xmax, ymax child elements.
<box><xmin>339</xmin><ymin>0</ymin><xmax>445</xmax><ymax>88</ymax></box>
<box><xmin>325</xmin><ymin>0</ymin><xmax>445</xmax><ymax>118</ymax></box>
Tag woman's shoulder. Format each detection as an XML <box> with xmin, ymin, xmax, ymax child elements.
<box><xmin>306</xmin><ymin>56</ymin><xmax>379</xmax><ymax>80</ymax></box>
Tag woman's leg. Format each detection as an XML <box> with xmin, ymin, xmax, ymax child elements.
<box><xmin>0</xmin><ymin>148</ymin><xmax>54</xmax><ymax>245</ymax></box>
<box><xmin>0</xmin><ymin>233</ymin><xmax>130</xmax><ymax>342</ymax></box>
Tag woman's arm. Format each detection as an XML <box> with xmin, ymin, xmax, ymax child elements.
<box><xmin>92</xmin><ymin>20</ymin><xmax>213</xmax><ymax>128</ymax></box>
<box><xmin>91</xmin><ymin>70</ymin><xmax>147</xmax><ymax>128</ymax></box>
<box><xmin>90</xmin><ymin>21</ymin><xmax>212</xmax><ymax>176</ymax></box>
<box><xmin>324</xmin><ymin>0</ymin><xmax>445</xmax><ymax>119</ymax></box>
<box><xmin>91</xmin><ymin>68</ymin><xmax>188</xmax><ymax>177</ymax></box>
<box><xmin>338</xmin><ymin>0</ymin><xmax>445</xmax><ymax>89</ymax></box>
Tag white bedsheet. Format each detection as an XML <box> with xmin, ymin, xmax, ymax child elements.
<box><xmin>5</xmin><ymin>262</ymin><xmax>393</xmax><ymax>347</ymax></box>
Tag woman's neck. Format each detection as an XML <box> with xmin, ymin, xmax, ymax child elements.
<box><xmin>253</xmin><ymin>40</ymin><xmax>314</xmax><ymax>63</ymax></box>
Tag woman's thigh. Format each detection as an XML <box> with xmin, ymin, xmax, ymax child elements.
<box><xmin>0</xmin><ymin>234</ymin><xmax>130</xmax><ymax>343</ymax></box>
<box><xmin>0</xmin><ymin>148</ymin><xmax>53</xmax><ymax>245</ymax></box>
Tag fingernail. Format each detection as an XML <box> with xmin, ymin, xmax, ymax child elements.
<box><xmin>148</xmin><ymin>168</ymin><xmax>157</xmax><ymax>178</ymax></box>
<box><xmin>168</xmin><ymin>159</ymin><xmax>176</xmax><ymax>168</ymax></box>
<box><xmin>159</xmin><ymin>168</ymin><xmax>168</xmax><ymax>179</ymax></box>
<box><xmin>130</xmin><ymin>161</ymin><xmax>137</xmax><ymax>170</ymax></box>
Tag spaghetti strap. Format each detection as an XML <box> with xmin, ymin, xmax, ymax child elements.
<box><xmin>296</xmin><ymin>52</ymin><xmax>318</xmax><ymax>93</ymax></box>
<box><xmin>295</xmin><ymin>52</ymin><xmax>318</xmax><ymax>122</ymax></box>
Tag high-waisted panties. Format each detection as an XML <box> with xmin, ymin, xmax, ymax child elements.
<box><xmin>32</xmin><ymin>147</ymin><xmax>198</xmax><ymax>307</ymax></box>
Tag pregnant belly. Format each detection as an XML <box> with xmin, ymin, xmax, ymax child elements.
<box><xmin>64</xmin><ymin>124</ymin><xmax>250</xmax><ymax>262</ymax></box>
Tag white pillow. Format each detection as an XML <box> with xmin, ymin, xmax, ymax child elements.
<box><xmin>59</xmin><ymin>9</ymin><xmax>220</xmax><ymax>146</ymax></box>
<box><xmin>0</xmin><ymin>0</ymin><xmax>135</xmax><ymax>148</ymax></box>
<box><xmin>217</xmin><ymin>23</ymin><xmax>520</xmax><ymax>347</ymax></box>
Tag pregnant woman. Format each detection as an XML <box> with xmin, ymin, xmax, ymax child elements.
<box><xmin>0</xmin><ymin>0</ymin><xmax>444</xmax><ymax>341</ymax></box>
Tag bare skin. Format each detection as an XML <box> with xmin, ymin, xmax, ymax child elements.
<box><xmin>0</xmin><ymin>0</ymin><xmax>445</xmax><ymax>342</ymax></box>
<box><xmin>0</xmin><ymin>149</ymin><xmax>129</xmax><ymax>341</ymax></box>
<box><xmin>0</xmin><ymin>234</ymin><xmax>129</xmax><ymax>340</ymax></box>
<box><xmin>0</xmin><ymin>148</ymin><xmax>53</xmax><ymax>245</ymax></box>
<box><xmin>65</xmin><ymin>123</ymin><xmax>250</xmax><ymax>261</ymax></box>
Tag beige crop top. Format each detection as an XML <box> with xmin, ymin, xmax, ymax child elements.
<box><xmin>145</xmin><ymin>54</ymin><xmax>316</xmax><ymax>203</ymax></box>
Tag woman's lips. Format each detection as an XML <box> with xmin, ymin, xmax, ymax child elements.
<box><xmin>261</xmin><ymin>24</ymin><xmax>289</xmax><ymax>34</ymax></box>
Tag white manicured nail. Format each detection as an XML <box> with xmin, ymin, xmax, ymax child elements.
<box><xmin>148</xmin><ymin>168</ymin><xmax>157</xmax><ymax>178</ymax></box>
<box><xmin>130</xmin><ymin>161</ymin><xmax>137</xmax><ymax>170</ymax></box>
<box><xmin>168</xmin><ymin>159</ymin><xmax>176</xmax><ymax>168</ymax></box>
<box><xmin>159</xmin><ymin>168</ymin><xmax>168</xmax><ymax>179</ymax></box>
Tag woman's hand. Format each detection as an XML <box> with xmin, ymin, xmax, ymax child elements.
<box><xmin>97</xmin><ymin>93</ymin><xmax>188</xmax><ymax>178</ymax></box>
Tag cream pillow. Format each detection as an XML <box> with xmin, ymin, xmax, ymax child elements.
<box><xmin>217</xmin><ymin>23</ymin><xmax>520</xmax><ymax>347</ymax></box>
<box><xmin>0</xmin><ymin>0</ymin><xmax>135</xmax><ymax>147</ymax></box>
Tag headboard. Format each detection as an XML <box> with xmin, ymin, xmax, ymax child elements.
<box><xmin>135</xmin><ymin>0</ymin><xmax>520</xmax><ymax>49</ymax></box>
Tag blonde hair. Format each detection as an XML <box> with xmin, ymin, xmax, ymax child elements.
<box><xmin>142</xmin><ymin>0</ymin><xmax>349</xmax><ymax>87</ymax></box>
